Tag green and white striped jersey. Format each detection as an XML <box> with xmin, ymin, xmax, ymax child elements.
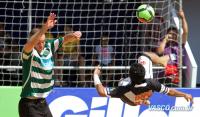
<box><xmin>20</xmin><ymin>37</ymin><xmax>63</xmax><ymax>98</ymax></box>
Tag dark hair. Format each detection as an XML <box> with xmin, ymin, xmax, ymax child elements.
<box><xmin>129</xmin><ymin>63</ymin><xmax>145</xmax><ymax>84</ymax></box>
<box><xmin>100</xmin><ymin>34</ymin><xmax>109</xmax><ymax>45</ymax></box>
<box><xmin>0</xmin><ymin>22</ymin><xmax>4</xmax><ymax>28</ymax></box>
<box><xmin>167</xmin><ymin>26</ymin><xmax>178</xmax><ymax>34</ymax></box>
<box><xmin>101</xmin><ymin>33</ymin><xmax>109</xmax><ymax>39</ymax></box>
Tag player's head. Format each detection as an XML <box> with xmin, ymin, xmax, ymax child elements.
<box><xmin>167</xmin><ymin>25</ymin><xmax>178</xmax><ymax>41</ymax></box>
<box><xmin>29</xmin><ymin>27</ymin><xmax>46</xmax><ymax>53</ymax></box>
<box><xmin>100</xmin><ymin>34</ymin><xmax>109</xmax><ymax>46</ymax></box>
<box><xmin>129</xmin><ymin>63</ymin><xmax>146</xmax><ymax>84</ymax></box>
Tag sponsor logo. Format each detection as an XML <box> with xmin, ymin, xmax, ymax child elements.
<box><xmin>48</xmin><ymin>92</ymin><xmax>199</xmax><ymax>117</ymax></box>
<box><xmin>148</xmin><ymin>104</ymin><xmax>193</xmax><ymax>111</ymax></box>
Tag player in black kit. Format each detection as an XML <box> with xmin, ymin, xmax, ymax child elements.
<box><xmin>93</xmin><ymin>54</ymin><xmax>193</xmax><ymax>106</ymax></box>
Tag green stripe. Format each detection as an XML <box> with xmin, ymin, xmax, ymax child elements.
<box><xmin>46</xmin><ymin>39</ymin><xmax>55</xmax><ymax>52</ymax></box>
<box><xmin>137</xmin><ymin>8</ymin><xmax>147</xmax><ymax>13</ymax></box>
<box><xmin>33</xmin><ymin>56</ymin><xmax>53</xmax><ymax>65</ymax></box>
<box><xmin>58</xmin><ymin>37</ymin><xmax>64</xmax><ymax>48</ymax></box>
<box><xmin>33</xmin><ymin>86</ymin><xmax>52</xmax><ymax>93</ymax></box>
<box><xmin>51</xmin><ymin>40</ymin><xmax>55</xmax><ymax>52</ymax></box>
<box><xmin>32</xmin><ymin>77</ymin><xmax>52</xmax><ymax>83</ymax></box>
<box><xmin>45</xmin><ymin>37</ymin><xmax>63</xmax><ymax>52</ymax></box>
<box><xmin>32</xmin><ymin>66</ymin><xmax>52</xmax><ymax>75</ymax></box>
<box><xmin>147</xmin><ymin>9</ymin><xmax>154</xmax><ymax>20</ymax></box>
<box><xmin>22</xmin><ymin>50</ymin><xmax>33</xmax><ymax>61</ymax></box>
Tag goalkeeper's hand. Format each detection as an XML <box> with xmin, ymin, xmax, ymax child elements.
<box><xmin>94</xmin><ymin>65</ymin><xmax>101</xmax><ymax>76</ymax></box>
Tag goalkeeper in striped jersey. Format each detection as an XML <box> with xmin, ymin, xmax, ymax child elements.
<box><xmin>93</xmin><ymin>54</ymin><xmax>193</xmax><ymax>106</ymax></box>
<box><xmin>18</xmin><ymin>13</ymin><xmax>82</xmax><ymax>117</ymax></box>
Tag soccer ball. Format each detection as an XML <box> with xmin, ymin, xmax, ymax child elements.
<box><xmin>136</xmin><ymin>4</ymin><xmax>155</xmax><ymax>23</ymax></box>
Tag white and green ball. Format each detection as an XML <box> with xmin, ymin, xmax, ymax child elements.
<box><xmin>136</xmin><ymin>4</ymin><xmax>155</xmax><ymax>23</ymax></box>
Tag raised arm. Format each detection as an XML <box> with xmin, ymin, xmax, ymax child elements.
<box><xmin>24</xmin><ymin>13</ymin><xmax>57</xmax><ymax>53</ymax></box>
<box><xmin>93</xmin><ymin>65</ymin><xmax>108</xmax><ymax>97</ymax></box>
<box><xmin>179</xmin><ymin>9</ymin><xmax>188</xmax><ymax>45</ymax></box>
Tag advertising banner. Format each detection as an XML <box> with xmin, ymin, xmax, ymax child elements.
<box><xmin>0</xmin><ymin>87</ymin><xmax>199</xmax><ymax>117</ymax></box>
<box><xmin>47</xmin><ymin>88</ymin><xmax>200</xmax><ymax>117</ymax></box>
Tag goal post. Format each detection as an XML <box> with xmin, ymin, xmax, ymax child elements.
<box><xmin>0</xmin><ymin>0</ymin><xmax>184</xmax><ymax>87</ymax></box>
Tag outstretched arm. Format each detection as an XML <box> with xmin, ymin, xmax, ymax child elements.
<box><xmin>24</xmin><ymin>13</ymin><xmax>57</xmax><ymax>53</ymax></box>
<box><xmin>167</xmin><ymin>88</ymin><xmax>193</xmax><ymax>103</ymax></box>
<box><xmin>149</xmin><ymin>79</ymin><xmax>193</xmax><ymax>104</ymax></box>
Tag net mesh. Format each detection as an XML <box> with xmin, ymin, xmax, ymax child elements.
<box><xmin>0</xmin><ymin>0</ymin><xmax>182</xmax><ymax>87</ymax></box>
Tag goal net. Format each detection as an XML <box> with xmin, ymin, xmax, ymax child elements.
<box><xmin>0</xmin><ymin>0</ymin><xmax>183</xmax><ymax>87</ymax></box>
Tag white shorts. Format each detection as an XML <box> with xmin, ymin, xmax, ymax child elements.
<box><xmin>138</xmin><ymin>55</ymin><xmax>153</xmax><ymax>79</ymax></box>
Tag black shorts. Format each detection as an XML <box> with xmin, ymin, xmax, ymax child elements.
<box><xmin>18</xmin><ymin>98</ymin><xmax>53</xmax><ymax>117</ymax></box>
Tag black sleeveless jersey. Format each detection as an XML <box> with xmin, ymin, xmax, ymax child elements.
<box><xmin>106</xmin><ymin>77</ymin><xmax>169</xmax><ymax>105</ymax></box>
